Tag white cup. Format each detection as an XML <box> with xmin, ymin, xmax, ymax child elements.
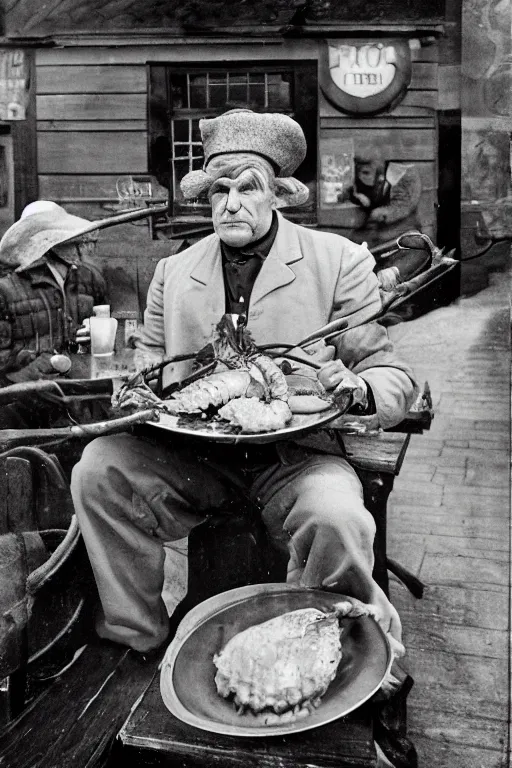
<box><xmin>90</xmin><ymin>316</ymin><xmax>118</xmax><ymax>357</ymax></box>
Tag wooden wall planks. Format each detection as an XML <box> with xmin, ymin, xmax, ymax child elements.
<box><xmin>319</xmin><ymin>91</ymin><xmax>437</xmax><ymax>120</ymax></box>
<box><xmin>38</xmin><ymin>120</ymin><xmax>147</xmax><ymax>132</ymax></box>
<box><xmin>35</xmin><ymin>40</ymin><xmax>442</xmax><ymax>242</ymax></box>
<box><xmin>38</xmin><ymin>131</ymin><xmax>148</xmax><ymax>174</ymax></box>
<box><xmin>36</xmin><ymin>94</ymin><xmax>147</xmax><ymax>121</ymax></box>
<box><xmin>39</xmin><ymin>174</ymin><xmax>144</xmax><ymax>200</ymax></box>
<box><xmin>409</xmin><ymin>62</ymin><xmax>439</xmax><ymax>90</ymax></box>
<box><xmin>37</xmin><ymin>64</ymin><xmax>147</xmax><ymax>94</ymax></box>
<box><xmin>320</xmin><ymin>128</ymin><xmax>436</xmax><ymax>162</ymax></box>
<box><xmin>438</xmin><ymin>64</ymin><xmax>461</xmax><ymax>110</ymax></box>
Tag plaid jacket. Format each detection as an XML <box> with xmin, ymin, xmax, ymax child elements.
<box><xmin>0</xmin><ymin>261</ymin><xmax>106</xmax><ymax>379</ymax></box>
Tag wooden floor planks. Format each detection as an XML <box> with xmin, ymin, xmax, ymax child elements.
<box><xmin>0</xmin><ymin>644</ymin><xmax>160</xmax><ymax>768</ymax></box>
<box><xmin>387</xmin><ymin>266</ymin><xmax>511</xmax><ymax>767</ymax></box>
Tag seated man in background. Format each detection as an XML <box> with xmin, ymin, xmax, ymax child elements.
<box><xmin>71</xmin><ymin>109</ymin><xmax>417</xmax><ymax>655</ymax></box>
<box><xmin>350</xmin><ymin>149</ymin><xmax>422</xmax><ymax>247</ymax></box>
<box><xmin>0</xmin><ymin>200</ymin><xmax>106</xmax><ymax>427</ymax></box>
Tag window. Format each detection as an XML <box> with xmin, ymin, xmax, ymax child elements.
<box><xmin>148</xmin><ymin>62</ymin><xmax>318</xmax><ymax>221</ymax></box>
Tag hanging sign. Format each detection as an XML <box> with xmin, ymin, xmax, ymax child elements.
<box><xmin>0</xmin><ymin>50</ymin><xmax>29</xmax><ymax>121</ymax></box>
<box><xmin>320</xmin><ymin>40</ymin><xmax>412</xmax><ymax>115</ymax></box>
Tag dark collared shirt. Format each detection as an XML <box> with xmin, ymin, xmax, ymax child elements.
<box><xmin>221</xmin><ymin>211</ymin><xmax>279</xmax><ymax>314</ymax></box>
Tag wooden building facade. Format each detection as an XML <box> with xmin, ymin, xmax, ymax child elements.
<box><xmin>35</xmin><ymin>39</ymin><xmax>441</xmax><ymax>232</ymax></box>
<box><xmin>0</xmin><ymin>1</ymin><xmax>460</xmax><ymax>317</ymax></box>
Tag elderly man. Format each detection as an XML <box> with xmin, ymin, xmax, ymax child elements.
<box><xmin>71</xmin><ymin>109</ymin><xmax>417</xmax><ymax>654</ymax></box>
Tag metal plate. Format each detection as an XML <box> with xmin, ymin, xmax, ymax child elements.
<box><xmin>146</xmin><ymin>402</ymin><xmax>346</xmax><ymax>445</ymax></box>
<box><xmin>160</xmin><ymin>584</ymin><xmax>392</xmax><ymax>737</ymax></box>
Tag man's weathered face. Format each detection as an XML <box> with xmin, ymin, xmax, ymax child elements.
<box><xmin>209</xmin><ymin>161</ymin><xmax>275</xmax><ymax>248</ymax></box>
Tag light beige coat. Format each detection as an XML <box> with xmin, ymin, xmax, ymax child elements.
<box><xmin>136</xmin><ymin>214</ymin><xmax>416</xmax><ymax>429</ymax></box>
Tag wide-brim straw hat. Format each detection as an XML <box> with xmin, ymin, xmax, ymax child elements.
<box><xmin>0</xmin><ymin>201</ymin><xmax>102</xmax><ymax>271</ymax></box>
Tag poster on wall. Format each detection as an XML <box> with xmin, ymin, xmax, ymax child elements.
<box><xmin>319</xmin><ymin>139</ymin><xmax>355</xmax><ymax>208</ymax></box>
<box><xmin>320</xmin><ymin>40</ymin><xmax>412</xmax><ymax>115</ymax></box>
<box><xmin>0</xmin><ymin>50</ymin><xmax>29</xmax><ymax>121</ymax></box>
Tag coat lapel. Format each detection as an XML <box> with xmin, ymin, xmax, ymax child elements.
<box><xmin>188</xmin><ymin>236</ymin><xmax>226</xmax><ymax>338</ymax></box>
<box><xmin>249</xmin><ymin>214</ymin><xmax>303</xmax><ymax>308</ymax></box>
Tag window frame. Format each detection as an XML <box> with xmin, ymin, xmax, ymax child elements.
<box><xmin>148</xmin><ymin>60</ymin><xmax>318</xmax><ymax>222</ymax></box>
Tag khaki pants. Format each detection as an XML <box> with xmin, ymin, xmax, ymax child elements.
<box><xmin>71</xmin><ymin>432</ymin><xmax>400</xmax><ymax>651</ymax></box>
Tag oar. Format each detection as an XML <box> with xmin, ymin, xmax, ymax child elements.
<box><xmin>297</xmin><ymin>318</ymin><xmax>349</xmax><ymax>346</ymax></box>
<box><xmin>0</xmin><ymin>409</ymin><xmax>160</xmax><ymax>452</ymax></box>
<box><xmin>258</xmin><ymin>318</ymin><xmax>350</xmax><ymax>355</ymax></box>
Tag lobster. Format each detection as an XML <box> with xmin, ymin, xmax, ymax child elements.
<box><xmin>112</xmin><ymin>315</ymin><xmax>294</xmax><ymax>432</ymax></box>
<box><xmin>164</xmin><ymin>369</ymin><xmax>266</xmax><ymax>415</ymax></box>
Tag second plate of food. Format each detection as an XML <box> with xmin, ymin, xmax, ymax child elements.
<box><xmin>160</xmin><ymin>583</ymin><xmax>392</xmax><ymax>737</ymax></box>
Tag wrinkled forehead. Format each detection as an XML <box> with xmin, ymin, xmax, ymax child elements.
<box><xmin>206</xmin><ymin>153</ymin><xmax>275</xmax><ymax>184</ymax></box>
<box><xmin>209</xmin><ymin>169</ymin><xmax>271</xmax><ymax>199</ymax></box>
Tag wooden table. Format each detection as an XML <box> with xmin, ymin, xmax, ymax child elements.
<box><xmin>343</xmin><ymin>431</ymin><xmax>411</xmax><ymax>596</ymax></box>
<box><xmin>115</xmin><ymin>687</ymin><xmax>378</xmax><ymax>767</ymax></box>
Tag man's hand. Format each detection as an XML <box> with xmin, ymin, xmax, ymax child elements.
<box><xmin>75</xmin><ymin>319</ymin><xmax>91</xmax><ymax>346</ymax></box>
<box><xmin>368</xmin><ymin>207</ymin><xmax>387</xmax><ymax>224</ymax></box>
<box><xmin>352</xmin><ymin>192</ymin><xmax>372</xmax><ymax>209</ymax></box>
<box><xmin>318</xmin><ymin>359</ymin><xmax>368</xmax><ymax>409</ymax></box>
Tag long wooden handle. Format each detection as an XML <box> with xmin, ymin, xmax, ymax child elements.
<box><xmin>298</xmin><ymin>318</ymin><xmax>349</xmax><ymax>347</ymax></box>
<box><xmin>0</xmin><ymin>409</ymin><xmax>159</xmax><ymax>451</ymax></box>
<box><xmin>82</xmin><ymin>204</ymin><xmax>169</xmax><ymax>234</ymax></box>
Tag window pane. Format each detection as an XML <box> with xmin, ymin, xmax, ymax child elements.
<box><xmin>189</xmin><ymin>75</ymin><xmax>207</xmax><ymax>108</ymax></box>
<box><xmin>173</xmin><ymin>143</ymin><xmax>189</xmax><ymax>158</ymax></box>
<box><xmin>248</xmin><ymin>83</ymin><xmax>265</xmax><ymax>108</ymax></box>
<box><xmin>227</xmin><ymin>84</ymin><xmax>248</xmax><ymax>104</ymax></box>
<box><xmin>229</xmin><ymin>73</ymin><xmax>247</xmax><ymax>84</ymax></box>
<box><xmin>209</xmin><ymin>73</ymin><xmax>226</xmax><ymax>85</ymax></box>
<box><xmin>267</xmin><ymin>78</ymin><xmax>291</xmax><ymax>109</ymax></box>
<box><xmin>189</xmin><ymin>87</ymin><xmax>207</xmax><ymax>108</ymax></box>
<box><xmin>192</xmin><ymin>155</ymin><xmax>204</xmax><ymax>170</ymax></box>
<box><xmin>170</xmin><ymin>74</ymin><xmax>187</xmax><ymax>108</ymax></box>
<box><xmin>173</xmin><ymin>120</ymin><xmax>189</xmax><ymax>143</ymax></box>
<box><xmin>249</xmin><ymin>72</ymin><xmax>265</xmax><ymax>83</ymax></box>
<box><xmin>189</xmin><ymin>74</ymin><xmax>206</xmax><ymax>86</ymax></box>
<box><xmin>174</xmin><ymin>158</ymin><xmax>191</xmax><ymax>183</ymax></box>
<box><xmin>191</xmin><ymin>120</ymin><xmax>202</xmax><ymax>142</ymax></box>
<box><xmin>209</xmin><ymin>84</ymin><xmax>227</xmax><ymax>108</ymax></box>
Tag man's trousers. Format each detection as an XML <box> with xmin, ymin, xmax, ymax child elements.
<box><xmin>70</xmin><ymin>432</ymin><xmax>401</xmax><ymax>651</ymax></box>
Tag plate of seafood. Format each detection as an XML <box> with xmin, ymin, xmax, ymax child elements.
<box><xmin>113</xmin><ymin>315</ymin><xmax>353</xmax><ymax>444</ymax></box>
<box><xmin>160</xmin><ymin>583</ymin><xmax>392</xmax><ymax>737</ymax></box>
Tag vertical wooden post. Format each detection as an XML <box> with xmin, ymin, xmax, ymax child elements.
<box><xmin>11</xmin><ymin>48</ymin><xmax>38</xmax><ymax>218</ymax></box>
